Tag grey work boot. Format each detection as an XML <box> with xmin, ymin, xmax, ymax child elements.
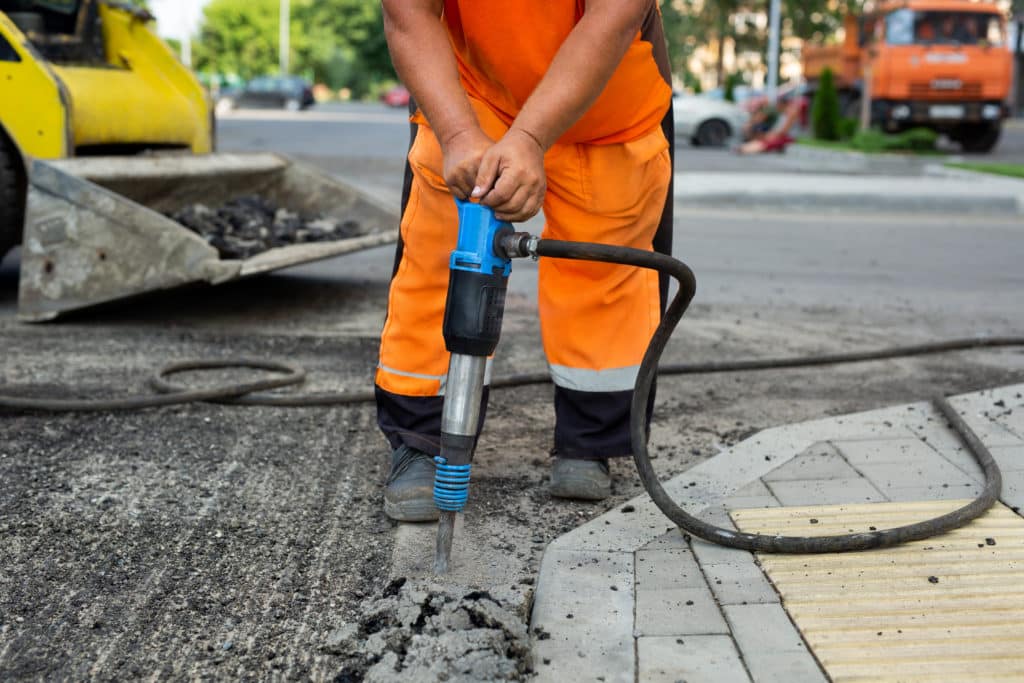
<box><xmin>384</xmin><ymin>445</ymin><xmax>439</xmax><ymax>522</ymax></box>
<box><xmin>549</xmin><ymin>457</ymin><xmax>611</xmax><ymax>501</ymax></box>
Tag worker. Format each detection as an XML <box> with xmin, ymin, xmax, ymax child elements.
<box><xmin>376</xmin><ymin>0</ymin><xmax>674</xmax><ymax>521</ymax></box>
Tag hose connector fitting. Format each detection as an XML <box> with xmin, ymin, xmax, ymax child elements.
<box><xmin>499</xmin><ymin>232</ymin><xmax>540</xmax><ymax>260</ymax></box>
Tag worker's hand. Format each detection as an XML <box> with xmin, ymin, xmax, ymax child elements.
<box><xmin>441</xmin><ymin>127</ymin><xmax>495</xmax><ymax>200</ymax></box>
<box><xmin>472</xmin><ymin>128</ymin><xmax>546</xmax><ymax>223</ymax></box>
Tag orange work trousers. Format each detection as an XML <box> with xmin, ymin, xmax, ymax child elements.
<box><xmin>375</xmin><ymin>99</ymin><xmax>673</xmax><ymax>459</ymax></box>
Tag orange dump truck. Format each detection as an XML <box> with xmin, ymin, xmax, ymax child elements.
<box><xmin>803</xmin><ymin>0</ymin><xmax>1012</xmax><ymax>152</ymax></box>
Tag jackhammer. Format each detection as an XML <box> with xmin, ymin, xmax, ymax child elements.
<box><xmin>432</xmin><ymin>201</ymin><xmax>1003</xmax><ymax>573</ymax></box>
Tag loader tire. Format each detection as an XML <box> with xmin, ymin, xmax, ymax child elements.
<box><xmin>0</xmin><ymin>138</ymin><xmax>26</xmax><ymax>257</ymax></box>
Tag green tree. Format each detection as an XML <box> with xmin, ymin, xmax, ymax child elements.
<box><xmin>723</xmin><ymin>72</ymin><xmax>742</xmax><ymax>101</ymax></box>
<box><xmin>292</xmin><ymin>0</ymin><xmax>393</xmax><ymax>96</ymax></box>
<box><xmin>811</xmin><ymin>67</ymin><xmax>841</xmax><ymax>140</ymax></box>
<box><xmin>192</xmin><ymin>0</ymin><xmax>279</xmax><ymax>80</ymax></box>
<box><xmin>192</xmin><ymin>0</ymin><xmax>394</xmax><ymax>97</ymax></box>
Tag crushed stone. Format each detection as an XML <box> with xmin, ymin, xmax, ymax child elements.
<box><xmin>321</xmin><ymin>577</ymin><xmax>532</xmax><ymax>682</ymax></box>
<box><xmin>168</xmin><ymin>194</ymin><xmax>361</xmax><ymax>259</ymax></box>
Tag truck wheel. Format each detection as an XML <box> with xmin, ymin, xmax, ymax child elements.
<box><xmin>694</xmin><ymin>119</ymin><xmax>731</xmax><ymax>148</ymax></box>
<box><xmin>0</xmin><ymin>137</ymin><xmax>26</xmax><ymax>257</ymax></box>
<box><xmin>954</xmin><ymin>123</ymin><xmax>1001</xmax><ymax>154</ymax></box>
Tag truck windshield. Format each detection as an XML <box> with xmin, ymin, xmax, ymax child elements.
<box><xmin>886</xmin><ymin>9</ymin><xmax>1005</xmax><ymax>47</ymax></box>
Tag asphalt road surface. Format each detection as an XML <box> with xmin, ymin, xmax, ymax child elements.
<box><xmin>1</xmin><ymin>103</ymin><xmax>1021</xmax><ymax>680</ymax></box>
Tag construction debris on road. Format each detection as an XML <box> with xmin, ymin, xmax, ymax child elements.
<box><xmin>169</xmin><ymin>195</ymin><xmax>362</xmax><ymax>259</ymax></box>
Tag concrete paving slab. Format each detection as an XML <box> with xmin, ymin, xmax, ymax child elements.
<box><xmin>638</xmin><ymin>635</ymin><xmax>752</xmax><ymax>683</ymax></box>
<box><xmin>531</xmin><ymin>549</ymin><xmax>634</xmax><ymax>683</ymax></box>
<box><xmin>856</xmin><ymin>458</ymin><xmax>977</xmax><ymax>493</ymax></box>
<box><xmin>762</xmin><ymin>450</ymin><xmax>860</xmax><ymax>482</ymax></box>
<box><xmin>703</xmin><ymin>561</ymin><xmax>779</xmax><ymax>606</ymax></box>
<box><xmin>833</xmin><ymin>437</ymin><xmax>938</xmax><ymax>466</ymax></box>
<box><xmin>765</xmin><ymin>476</ymin><xmax>886</xmax><ymax>506</ymax></box>
<box><xmin>1002</xmin><ymin>470</ymin><xmax>1024</xmax><ymax>511</ymax></box>
<box><xmin>731</xmin><ymin>480</ymin><xmax>773</xmax><ymax>497</ymax></box>
<box><xmin>719</xmin><ymin>495</ymin><xmax>780</xmax><ymax>509</ymax></box>
<box><xmin>946</xmin><ymin>394</ymin><xmax>1024</xmax><ymax>447</ymax></box>
<box><xmin>636</xmin><ymin>587</ymin><xmax>730</xmax><ymax>637</ymax></box>
<box><xmin>992</xmin><ymin>445</ymin><xmax>1024</xmax><ymax>472</ymax></box>
<box><xmin>690</xmin><ymin>536</ymin><xmax>760</xmax><ymax>568</ymax></box>
<box><xmin>883</xmin><ymin>483</ymin><xmax>984</xmax><ymax>503</ymax></box>
<box><xmin>635</xmin><ymin>548</ymin><xmax>706</xmax><ymax>590</ymax></box>
<box><xmin>723</xmin><ymin>604</ymin><xmax>827</xmax><ymax>683</ymax></box>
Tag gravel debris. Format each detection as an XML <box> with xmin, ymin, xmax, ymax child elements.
<box><xmin>322</xmin><ymin>579</ymin><xmax>532</xmax><ymax>682</ymax></box>
<box><xmin>169</xmin><ymin>195</ymin><xmax>361</xmax><ymax>259</ymax></box>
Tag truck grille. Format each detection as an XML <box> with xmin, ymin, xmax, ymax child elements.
<box><xmin>909</xmin><ymin>81</ymin><xmax>982</xmax><ymax>98</ymax></box>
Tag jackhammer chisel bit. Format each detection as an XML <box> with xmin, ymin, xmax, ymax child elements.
<box><xmin>432</xmin><ymin>200</ymin><xmax>514</xmax><ymax>574</ymax></box>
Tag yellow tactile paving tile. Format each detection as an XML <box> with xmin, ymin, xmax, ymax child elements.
<box><xmin>731</xmin><ymin>500</ymin><xmax>1024</xmax><ymax>683</ymax></box>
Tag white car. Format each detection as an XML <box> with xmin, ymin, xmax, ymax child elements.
<box><xmin>673</xmin><ymin>95</ymin><xmax>749</xmax><ymax>147</ymax></box>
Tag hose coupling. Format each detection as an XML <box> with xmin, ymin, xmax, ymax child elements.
<box><xmin>499</xmin><ymin>232</ymin><xmax>540</xmax><ymax>261</ymax></box>
<box><xmin>433</xmin><ymin>456</ymin><xmax>472</xmax><ymax>512</ymax></box>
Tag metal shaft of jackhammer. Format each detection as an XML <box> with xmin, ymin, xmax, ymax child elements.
<box><xmin>434</xmin><ymin>353</ymin><xmax>487</xmax><ymax>574</ymax></box>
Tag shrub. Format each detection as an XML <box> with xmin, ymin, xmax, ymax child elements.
<box><xmin>723</xmin><ymin>73</ymin><xmax>741</xmax><ymax>102</ymax></box>
<box><xmin>850</xmin><ymin>127</ymin><xmax>938</xmax><ymax>153</ymax></box>
<box><xmin>838</xmin><ymin>117</ymin><xmax>859</xmax><ymax>141</ymax></box>
<box><xmin>811</xmin><ymin>68</ymin><xmax>842</xmax><ymax>141</ymax></box>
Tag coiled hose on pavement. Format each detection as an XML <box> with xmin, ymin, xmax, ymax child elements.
<box><xmin>1</xmin><ymin>240</ymin><xmax>1020</xmax><ymax>553</ymax></box>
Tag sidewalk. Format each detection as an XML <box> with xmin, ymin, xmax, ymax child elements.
<box><xmin>674</xmin><ymin>170</ymin><xmax>1024</xmax><ymax>215</ymax></box>
<box><xmin>531</xmin><ymin>383</ymin><xmax>1024</xmax><ymax>682</ymax></box>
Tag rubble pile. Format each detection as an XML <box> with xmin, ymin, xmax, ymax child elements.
<box><xmin>169</xmin><ymin>195</ymin><xmax>361</xmax><ymax>259</ymax></box>
<box><xmin>322</xmin><ymin>578</ymin><xmax>532</xmax><ymax>682</ymax></box>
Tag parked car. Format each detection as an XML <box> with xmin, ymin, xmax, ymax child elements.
<box><xmin>673</xmin><ymin>94</ymin><xmax>749</xmax><ymax>147</ymax></box>
<box><xmin>381</xmin><ymin>84</ymin><xmax>411</xmax><ymax>108</ymax></box>
<box><xmin>219</xmin><ymin>76</ymin><xmax>315</xmax><ymax>112</ymax></box>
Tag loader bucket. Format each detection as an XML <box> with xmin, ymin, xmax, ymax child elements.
<box><xmin>18</xmin><ymin>153</ymin><xmax>399</xmax><ymax>321</ymax></box>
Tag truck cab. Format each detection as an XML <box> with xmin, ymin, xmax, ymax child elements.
<box><xmin>804</xmin><ymin>0</ymin><xmax>1012</xmax><ymax>152</ymax></box>
<box><xmin>868</xmin><ymin>1</ymin><xmax>1011</xmax><ymax>151</ymax></box>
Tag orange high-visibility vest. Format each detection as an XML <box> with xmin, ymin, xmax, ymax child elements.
<box><xmin>440</xmin><ymin>1</ymin><xmax>672</xmax><ymax>145</ymax></box>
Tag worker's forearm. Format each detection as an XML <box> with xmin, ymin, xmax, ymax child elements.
<box><xmin>510</xmin><ymin>2</ymin><xmax>648</xmax><ymax>150</ymax></box>
<box><xmin>381</xmin><ymin>0</ymin><xmax>479</xmax><ymax>147</ymax></box>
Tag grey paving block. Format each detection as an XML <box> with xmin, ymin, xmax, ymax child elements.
<box><xmin>995</xmin><ymin>408</ymin><xmax>1024</xmax><ymax>441</ymax></box>
<box><xmin>834</xmin><ymin>437</ymin><xmax>937</xmax><ymax>466</ymax></box>
<box><xmin>691</xmin><ymin>536</ymin><xmax>759</xmax><ymax>567</ymax></box>
<box><xmin>641</xmin><ymin>527</ymin><xmax>692</xmax><ymax>552</ymax></box>
<box><xmin>856</xmin><ymin>458</ymin><xmax>977</xmax><ymax>493</ymax></box>
<box><xmin>765</xmin><ymin>476</ymin><xmax>885</xmax><ymax>506</ymax></box>
<box><xmin>724</xmin><ymin>603</ymin><xmax>827</xmax><ymax>683</ymax></box>
<box><xmin>531</xmin><ymin>549</ymin><xmax>634</xmax><ymax>683</ymax></box>
<box><xmin>884</xmin><ymin>482</ymin><xmax>982</xmax><ymax>502</ymax></box>
<box><xmin>635</xmin><ymin>587</ymin><xmax>730</xmax><ymax>636</ymax></box>
<box><xmin>992</xmin><ymin>445</ymin><xmax>1024</xmax><ymax>472</ymax></box>
<box><xmin>732</xmin><ymin>479</ymin><xmax>774</xmax><ymax>497</ymax></box>
<box><xmin>635</xmin><ymin>549</ymin><xmax>728</xmax><ymax>636</ymax></box>
<box><xmin>721</xmin><ymin>494</ymin><xmax>780</xmax><ymax>510</ymax></box>
<box><xmin>762</xmin><ymin>446</ymin><xmax>859</xmax><ymax>482</ymax></box>
<box><xmin>945</xmin><ymin>394</ymin><xmax>1023</xmax><ymax>447</ymax></box>
<box><xmin>827</xmin><ymin>426</ymin><xmax>919</xmax><ymax>442</ymax></box>
<box><xmin>931</xmin><ymin>441</ymin><xmax>984</xmax><ymax>480</ymax></box>
<box><xmin>635</xmin><ymin>549</ymin><xmax>706</xmax><ymax>591</ymax></box>
<box><xmin>637</xmin><ymin>635</ymin><xmax>752</xmax><ymax>683</ymax></box>
<box><xmin>703</xmin><ymin>561</ymin><xmax>779</xmax><ymax>606</ymax></box>
<box><xmin>1002</xmin><ymin>470</ymin><xmax>1024</xmax><ymax>512</ymax></box>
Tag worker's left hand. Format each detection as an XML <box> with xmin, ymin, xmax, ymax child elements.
<box><xmin>472</xmin><ymin>128</ymin><xmax>547</xmax><ymax>223</ymax></box>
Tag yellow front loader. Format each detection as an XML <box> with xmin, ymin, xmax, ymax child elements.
<box><xmin>0</xmin><ymin>1</ymin><xmax>397</xmax><ymax>320</ymax></box>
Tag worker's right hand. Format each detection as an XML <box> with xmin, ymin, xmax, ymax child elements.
<box><xmin>441</xmin><ymin>128</ymin><xmax>494</xmax><ymax>200</ymax></box>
